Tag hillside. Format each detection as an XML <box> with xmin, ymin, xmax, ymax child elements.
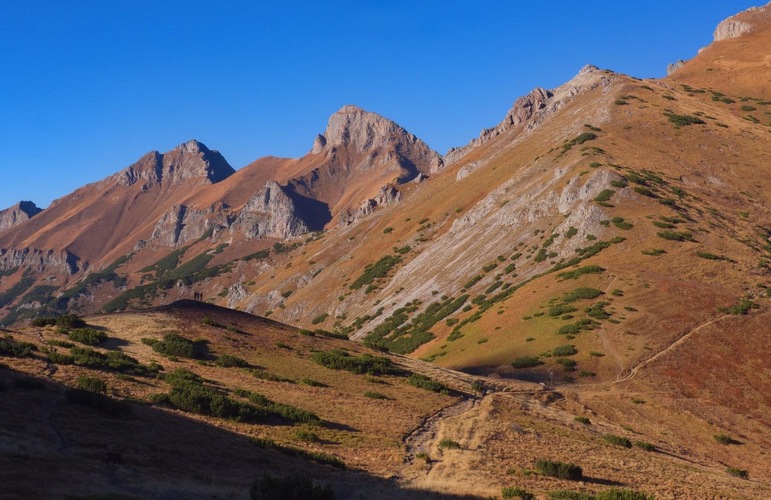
<box><xmin>2</xmin><ymin>301</ymin><xmax>769</xmax><ymax>498</ymax></box>
<box><xmin>1</xmin><ymin>3</ymin><xmax>771</xmax><ymax>498</ymax></box>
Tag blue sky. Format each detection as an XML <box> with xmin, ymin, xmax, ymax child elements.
<box><xmin>0</xmin><ymin>1</ymin><xmax>760</xmax><ymax>210</ymax></box>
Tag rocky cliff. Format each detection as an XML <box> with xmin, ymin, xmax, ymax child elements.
<box><xmin>0</xmin><ymin>201</ymin><xmax>42</xmax><ymax>234</ymax></box>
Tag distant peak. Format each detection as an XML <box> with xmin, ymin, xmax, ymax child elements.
<box><xmin>314</xmin><ymin>105</ymin><xmax>401</xmax><ymax>152</ymax></box>
<box><xmin>17</xmin><ymin>201</ymin><xmax>42</xmax><ymax>217</ymax></box>
<box><xmin>578</xmin><ymin>64</ymin><xmax>600</xmax><ymax>75</ymax></box>
<box><xmin>336</xmin><ymin>104</ymin><xmax>365</xmax><ymax>114</ymax></box>
<box><xmin>174</xmin><ymin>139</ymin><xmax>210</xmax><ymax>154</ymax></box>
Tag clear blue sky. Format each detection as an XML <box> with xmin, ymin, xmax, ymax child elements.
<box><xmin>0</xmin><ymin>1</ymin><xmax>761</xmax><ymax>210</ymax></box>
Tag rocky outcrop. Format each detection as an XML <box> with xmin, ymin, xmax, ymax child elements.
<box><xmin>150</xmin><ymin>203</ymin><xmax>233</xmax><ymax>247</ymax></box>
<box><xmin>0</xmin><ymin>248</ymin><xmax>80</xmax><ymax>274</ymax></box>
<box><xmin>312</xmin><ymin>105</ymin><xmax>444</xmax><ymax>177</ymax></box>
<box><xmin>0</xmin><ymin>201</ymin><xmax>42</xmax><ymax>233</ymax></box>
<box><xmin>446</xmin><ymin>65</ymin><xmax>613</xmax><ymax>166</ymax></box>
<box><xmin>714</xmin><ymin>19</ymin><xmax>753</xmax><ymax>41</ymax></box>
<box><xmin>667</xmin><ymin>59</ymin><xmax>687</xmax><ymax>75</ymax></box>
<box><xmin>232</xmin><ymin>181</ymin><xmax>312</xmax><ymax>239</ymax></box>
<box><xmin>339</xmin><ymin>184</ymin><xmax>402</xmax><ymax>225</ymax></box>
<box><xmin>714</xmin><ymin>3</ymin><xmax>771</xmax><ymax>41</ymax></box>
<box><xmin>114</xmin><ymin>140</ymin><xmax>234</xmax><ymax>189</ymax></box>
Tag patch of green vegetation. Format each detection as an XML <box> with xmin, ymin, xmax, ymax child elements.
<box><xmin>604</xmin><ymin>434</ymin><xmax>632</xmax><ymax>448</ymax></box>
<box><xmin>363</xmin><ymin>391</ymin><xmax>388</xmax><ymax>399</ymax></box>
<box><xmin>562</xmin><ymin>132</ymin><xmax>598</xmax><ymax>153</ymax></box>
<box><xmin>726</xmin><ymin>467</ymin><xmax>749</xmax><ymax>479</ymax></box>
<box><xmin>664</xmin><ymin>112</ymin><xmax>705</xmax><ymax>127</ymax></box>
<box><xmin>562</xmin><ymin>288</ymin><xmax>603</xmax><ymax>303</ymax></box>
<box><xmin>311</xmin><ymin>313</ymin><xmax>329</xmax><ymax>325</ymax></box>
<box><xmin>657</xmin><ymin>230</ymin><xmax>695</xmax><ymax>242</ymax></box>
<box><xmin>574</xmin><ymin>416</ymin><xmax>591</xmax><ymax>425</ymax></box>
<box><xmin>695</xmin><ymin>251</ymin><xmax>733</xmax><ymax>262</ymax></box>
<box><xmin>502</xmin><ymin>487</ymin><xmax>534</xmax><ymax>499</ymax></box>
<box><xmin>535</xmin><ymin>459</ymin><xmax>583</xmax><ymax>480</ymax></box>
<box><xmin>0</xmin><ymin>276</ymin><xmax>36</xmax><ymax>309</ymax></box>
<box><xmin>350</xmin><ymin>255</ymin><xmax>402</xmax><ymax>290</ymax></box>
<box><xmin>439</xmin><ymin>438</ymin><xmax>461</xmax><ymax>449</ymax></box>
<box><xmin>142</xmin><ymin>333</ymin><xmax>207</xmax><ymax>359</ymax></box>
<box><xmin>408</xmin><ymin>373</ymin><xmax>450</xmax><ymax>394</ymax></box>
<box><xmin>611</xmin><ymin>216</ymin><xmax>633</xmax><ymax>230</ymax></box>
<box><xmin>556</xmin><ymin>265</ymin><xmax>604</xmax><ymax>281</ymax></box>
<box><xmin>594</xmin><ymin>189</ymin><xmax>615</xmax><ymax>203</ymax></box>
<box><xmin>0</xmin><ymin>336</ymin><xmax>36</xmax><ymax>358</ymax></box>
<box><xmin>553</xmin><ymin>345</ymin><xmax>577</xmax><ymax>356</ymax></box>
<box><xmin>511</xmin><ymin>356</ymin><xmax>543</xmax><ymax>369</ymax></box>
<box><xmin>642</xmin><ymin>248</ymin><xmax>666</xmax><ymax>256</ymax></box>
<box><xmin>310</xmin><ymin>349</ymin><xmax>403</xmax><ymax>376</ymax></box>
<box><xmin>714</xmin><ymin>433</ymin><xmax>739</xmax><ymax>445</ymax></box>
<box><xmin>235</xmin><ymin>388</ymin><xmax>320</xmax><ymax>425</ymax></box>
<box><xmin>363</xmin><ymin>295</ymin><xmax>467</xmax><ymax>354</ymax></box>
<box><xmin>215</xmin><ymin>354</ymin><xmax>249</xmax><ymax>368</ymax></box>
<box><xmin>68</xmin><ymin>328</ymin><xmax>107</xmax><ymax>346</ymax></box>
<box><xmin>635</xmin><ymin>441</ymin><xmax>656</xmax><ymax>452</ymax></box>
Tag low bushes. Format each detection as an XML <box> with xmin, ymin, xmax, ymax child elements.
<box><xmin>310</xmin><ymin>349</ymin><xmax>402</xmax><ymax>376</ymax></box>
<box><xmin>408</xmin><ymin>374</ymin><xmax>450</xmax><ymax>394</ymax></box>
<box><xmin>142</xmin><ymin>333</ymin><xmax>207</xmax><ymax>359</ymax></box>
<box><xmin>534</xmin><ymin>459</ymin><xmax>583</xmax><ymax>480</ymax></box>
<box><xmin>604</xmin><ymin>434</ymin><xmax>632</xmax><ymax>448</ymax></box>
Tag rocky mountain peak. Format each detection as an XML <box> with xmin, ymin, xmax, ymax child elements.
<box><xmin>116</xmin><ymin>140</ymin><xmax>235</xmax><ymax>188</ymax></box>
<box><xmin>0</xmin><ymin>201</ymin><xmax>43</xmax><ymax>233</ymax></box>
<box><xmin>311</xmin><ymin>105</ymin><xmax>443</xmax><ymax>174</ymax></box>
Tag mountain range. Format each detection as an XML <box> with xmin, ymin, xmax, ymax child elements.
<box><xmin>1</xmin><ymin>4</ymin><xmax>770</xmax><ymax>498</ymax></box>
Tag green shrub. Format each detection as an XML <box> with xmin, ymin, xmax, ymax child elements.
<box><xmin>635</xmin><ymin>441</ymin><xmax>656</xmax><ymax>451</ymax></box>
<box><xmin>142</xmin><ymin>333</ymin><xmax>207</xmax><ymax>359</ymax></box>
<box><xmin>534</xmin><ymin>459</ymin><xmax>583</xmax><ymax>480</ymax></box>
<box><xmin>364</xmin><ymin>391</ymin><xmax>388</xmax><ymax>399</ymax></box>
<box><xmin>215</xmin><ymin>354</ymin><xmax>249</xmax><ymax>368</ymax></box>
<box><xmin>350</xmin><ymin>255</ymin><xmax>402</xmax><ymax>290</ymax></box>
<box><xmin>512</xmin><ymin>356</ymin><xmax>543</xmax><ymax>369</ymax></box>
<box><xmin>0</xmin><ymin>337</ymin><xmax>36</xmax><ymax>358</ymax></box>
<box><xmin>75</xmin><ymin>375</ymin><xmax>107</xmax><ymax>394</ymax></box>
<box><xmin>663</xmin><ymin>112</ymin><xmax>705</xmax><ymax>127</ymax></box>
<box><xmin>604</xmin><ymin>434</ymin><xmax>632</xmax><ymax>448</ymax></box>
<box><xmin>726</xmin><ymin>467</ymin><xmax>748</xmax><ymax>479</ymax></box>
<box><xmin>68</xmin><ymin>328</ymin><xmax>107</xmax><ymax>345</ymax></box>
<box><xmin>657</xmin><ymin>230</ymin><xmax>694</xmax><ymax>242</ymax></box>
<box><xmin>294</xmin><ymin>429</ymin><xmax>320</xmax><ymax>442</ymax></box>
<box><xmin>408</xmin><ymin>373</ymin><xmax>450</xmax><ymax>394</ymax></box>
<box><xmin>56</xmin><ymin>314</ymin><xmax>87</xmax><ymax>330</ymax></box>
<box><xmin>574</xmin><ymin>416</ymin><xmax>591</xmax><ymax>424</ymax></box>
<box><xmin>714</xmin><ymin>433</ymin><xmax>737</xmax><ymax>445</ymax></box>
<box><xmin>502</xmin><ymin>487</ymin><xmax>534</xmax><ymax>499</ymax></box>
<box><xmin>594</xmin><ymin>189</ymin><xmax>615</xmax><ymax>202</ymax></box>
<box><xmin>310</xmin><ymin>350</ymin><xmax>403</xmax><ymax>376</ymax></box>
<box><xmin>556</xmin><ymin>265</ymin><xmax>604</xmax><ymax>281</ymax></box>
<box><xmin>311</xmin><ymin>313</ymin><xmax>329</xmax><ymax>325</ymax></box>
<box><xmin>553</xmin><ymin>345</ymin><xmax>577</xmax><ymax>357</ymax></box>
<box><xmin>562</xmin><ymin>288</ymin><xmax>603</xmax><ymax>303</ymax></box>
<box><xmin>31</xmin><ymin>317</ymin><xmax>57</xmax><ymax>327</ymax></box>
<box><xmin>439</xmin><ymin>438</ymin><xmax>461</xmax><ymax>449</ymax></box>
<box><xmin>250</xmin><ymin>473</ymin><xmax>336</xmax><ymax>500</ymax></box>
<box><xmin>642</xmin><ymin>248</ymin><xmax>665</xmax><ymax>256</ymax></box>
<box><xmin>596</xmin><ymin>489</ymin><xmax>655</xmax><ymax>500</ymax></box>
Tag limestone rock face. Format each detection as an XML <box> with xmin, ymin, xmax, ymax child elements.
<box><xmin>339</xmin><ymin>184</ymin><xmax>402</xmax><ymax>225</ymax></box>
<box><xmin>0</xmin><ymin>201</ymin><xmax>42</xmax><ymax>233</ymax></box>
<box><xmin>667</xmin><ymin>59</ymin><xmax>687</xmax><ymax>75</ymax></box>
<box><xmin>714</xmin><ymin>3</ymin><xmax>771</xmax><ymax>41</ymax></box>
<box><xmin>115</xmin><ymin>140</ymin><xmax>234</xmax><ymax>189</ymax></box>
<box><xmin>149</xmin><ymin>202</ymin><xmax>233</xmax><ymax>247</ymax></box>
<box><xmin>232</xmin><ymin>181</ymin><xmax>312</xmax><ymax>239</ymax></box>
<box><xmin>0</xmin><ymin>247</ymin><xmax>80</xmax><ymax>274</ymax></box>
